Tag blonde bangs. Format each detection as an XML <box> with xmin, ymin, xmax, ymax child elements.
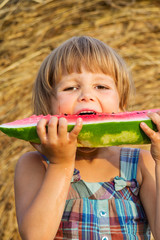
<box><xmin>54</xmin><ymin>36</ymin><xmax>118</xmax><ymax>83</ymax></box>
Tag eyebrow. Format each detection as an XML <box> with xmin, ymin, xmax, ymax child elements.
<box><xmin>58</xmin><ymin>78</ymin><xmax>78</xmax><ymax>85</ymax></box>
<box><xmin>93</xmin><ymin>75</ymin><xmax>115</xmax><ymax>84</ymax></box>
<box><xmin>58</xmin><ymin>73</ymin><xmax>115</xmax><ymax>87</ymax></box>
<box><xmin>94</xmin><ymin>76</ymin><xmax>113</xmax><ymax>81</ymax></box>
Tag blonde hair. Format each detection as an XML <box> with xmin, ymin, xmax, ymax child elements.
<box><xmin>33</xmin><ymin>36</ymin><xmax>134</xmax><ymax>115</ymax></box>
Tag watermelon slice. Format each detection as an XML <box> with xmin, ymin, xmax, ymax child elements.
<box><xmin>0</xmin><ymin>109</ymin><xmax>159</xmax><ymax>147</ymax></box>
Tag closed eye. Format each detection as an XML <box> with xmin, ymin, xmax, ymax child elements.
<box><xmin>95</xmin><ymin>85</ymin><xmax>110</xmax><ymax>90</ymax></box>
<box><xmin>63</xmin><ymin>87</ymin><xmax>78</xmax><ymax>91</ymax></box>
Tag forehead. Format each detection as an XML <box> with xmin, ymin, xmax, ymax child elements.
<box><xmin>57</xmin><ymin>68</ymin><xmax>116</xmax><ymax>87</ymax></box>
<box><xmin>56</xmin><ymin>63</ymin><xmax>116</xmax><ymax>85</ymax></box>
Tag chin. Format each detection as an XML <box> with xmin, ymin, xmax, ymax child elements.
<box><xmin>77</xmin><ymin>147</ymin><xmax>97</xmax><ymax>153</ymax></box>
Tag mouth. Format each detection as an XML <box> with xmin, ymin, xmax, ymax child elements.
<box><xmin>76</xmin><ymin>110</ymin><xmax>97</xmax><ymax>115</ymax></box>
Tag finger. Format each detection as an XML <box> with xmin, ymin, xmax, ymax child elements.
<box><xmin>147</xmin><ymin>112</ymin><xmax>160</xmax><ymax>132</ymax></box>
<box><xmin>140</xmin><ymin>122</ymin><xmax>158</xmax><ymax>142</ymax></box>
<box><xmin>69</xmin><ymin>118</ymin><xmax>83</xmax><ymax>141</ymax></box>
<box><xmin>36</xmin><ymin>119</ymin><xmax>48</xmax><ymax>144</ymax></box>
<box><xmin>47</xmin><ymin>117</ymin><xmax>58</xmax><ymax>141</ymax></box>
<box><xmin>58</xmin><ymin>117</ymin><xmax>68</xmax><ymax>139</ymax></box>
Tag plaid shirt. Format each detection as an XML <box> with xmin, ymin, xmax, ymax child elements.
<box><xmin>44</xmin><ymin>148</ymin><xmax>151</xmax><ymax>240</ymax></box>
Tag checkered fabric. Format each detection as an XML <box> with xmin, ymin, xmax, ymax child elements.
<box><xmin>43</xmin><ymin>148</ymin><xmax>151</xmax><ymax>240</ymax></box>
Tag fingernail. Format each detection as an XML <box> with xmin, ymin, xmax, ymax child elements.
<box><xmin>77</xmin><ymin>118</ymin><xmax>83</xmax><ymax>124</ymax></box>
<box><xmin>140</xmin><ymin>122</ymin><xmax>145</xmax><ymax>126</ymax></box>
<box><xmin>147</xmin><ymin>112</ymin><xmax>152</xmax><ymax>117</ymax></box>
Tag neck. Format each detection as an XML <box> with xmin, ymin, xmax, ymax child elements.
<box><xmin>76</xmin><ymin>147</ymin><xmax>99</xmax><ymax>161</ymax></box>
<box><xmin>76</xmin><ymin>146</ymin><xmax>120</xmax><ymax>161</ymax></box>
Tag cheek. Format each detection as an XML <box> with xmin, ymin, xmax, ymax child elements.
<box><xmin>112</xmin><ymin>93</ymin><xmax>120</xmax><ymax>109</ymax></box>
<box><xmin>101</xmin><ymin>92</ymin><xmax>120</xmax><ymax>112</ymax></box>
<box><xmin>50</xmin><ymin>97</ymin><xmax>59</xmax><ymax>115</ymax></box>
<box><xmin>115</xmin><ymin>92</ymin><xmax>120</xmax><ymax>105</ymax></box>
<box><xmin>55</xmin><ymin>94</ymin><xmax>75</xmax><ymax>114</ymax></box>
<box><xmin>102</xmin><ymin>91</ymin><xmax>119</xmax><ymax>103</ymax></box>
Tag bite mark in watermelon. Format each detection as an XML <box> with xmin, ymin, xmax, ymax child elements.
<box><xmin>0</xmin><ymin>109</ymin><xmax>159</xmax><ymax>147</ymax></box>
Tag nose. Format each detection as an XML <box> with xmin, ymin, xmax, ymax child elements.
<box><xmin>78</xmin><ymin>89</ymin><xmax>95</xmax><ymax>102</ymax></box>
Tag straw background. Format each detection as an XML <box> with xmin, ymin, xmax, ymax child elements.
<box><xmin>0</xmin><ymin>0</ymin><xmax>160</xmax><ymax>239</ymax></box>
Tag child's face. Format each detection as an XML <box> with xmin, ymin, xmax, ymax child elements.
<box><xmin>51</xmin><ymin>67</ymin><xmax>120</xmax><ymax>115</ymax></box>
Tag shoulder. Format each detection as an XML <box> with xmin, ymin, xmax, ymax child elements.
<box><xmin>139</xmin><ymin>149</ymin><xmax>155</xmax><ymax>175</ymax></box>
<box><xmin>16</xmin><ymin>151</ymin><xmax>47</xmax><ymax>169</ymax></box>
<box><xmin>15</xmin><ymin>151</ymin><xmax>47</xmax><ymax>181</ymax></box>
<box><xmin>138</xmin><ymin>148</ymin><xmax>156</xmax><ymax>185</ymax></box>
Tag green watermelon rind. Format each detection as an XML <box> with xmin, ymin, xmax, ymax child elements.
<box><xmin>0</xmin><ymin>119</ymin><xmax>157</xmax><ymax>147</ymax></box>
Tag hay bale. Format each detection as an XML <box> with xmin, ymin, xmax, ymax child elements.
<box><xmin>0</xmin><ymin>0</ymin><xmax>159</xmax><ymax>239</ymax></box>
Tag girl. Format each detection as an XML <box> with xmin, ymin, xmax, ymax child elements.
<box><xmin>14</xmin><ymin>36</ymin><xmax>160</xmax><ymax>240</ymax></box>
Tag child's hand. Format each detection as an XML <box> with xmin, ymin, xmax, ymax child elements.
<box><xmin>140</xmin><ymin>111</ymin><xmax>160</xmax><ymax>164</ymax></box>
<box><xmin>31</xmin><ymin>117</ymin><xmax>83</xmax><ymax>166</ymax></box>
